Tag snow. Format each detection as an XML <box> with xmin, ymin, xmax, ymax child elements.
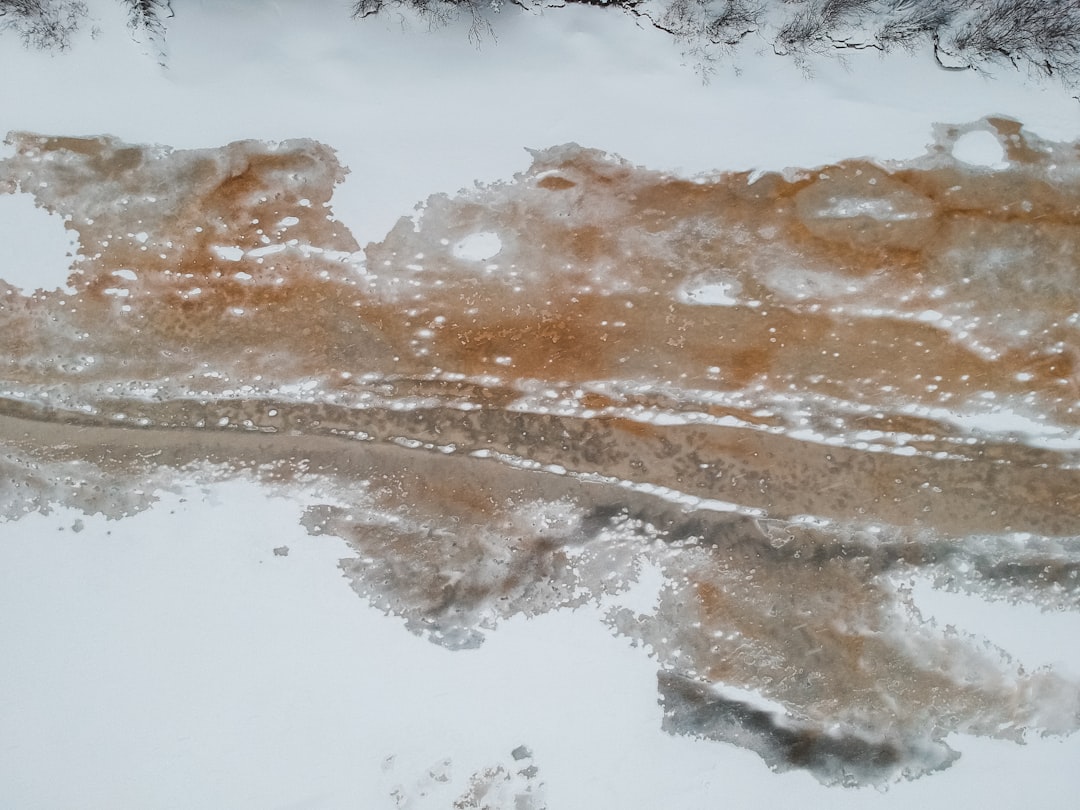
<box><xmin>2</xmin><ymin>479</ymin><xmax>1078</xmax><ymax>809</ymax></box>
<box><xmin>0</xmin><ymin>190</ymin><xmax>79</xmax><ymax>293</ymax></box>
<box><xmin>211</xmin><ymin>245</ymin><xmax>245</xmax><ymax>262</ymax></box>
<box><xmin>453</xmin><ymin>231</ymin><xmax>503</xmax><ymax>262</ymax></box>
<box><xmin>952</xmin><ymin>129</ymin><xmax>1009</xmax><ymax>169</ymax></box>
<box><xmin>3</xmin><ymin>0</ymin><xmax>1080</xmax><ymax>806</ymax></box>
<box><xmin>679</xmin><ymin>277</ymin><xmax>741</xmax><ymax>306</ymax></box>
<box><xmin>909</xmin><ymin>576</ymin><xmax>1080</xmax><ymax>678</ymax></box>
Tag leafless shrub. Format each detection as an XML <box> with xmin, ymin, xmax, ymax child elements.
<box><xmin>352</xmin><ymin>0</ymin><xmax>1080</xmax><ymax>84</ymax></box>
<box><xmin>353</xmin><ymin>0</ymin><xmax>503</xmax><ymax>43</ymax></box>
<box><xmin>951</xmin><ymin>0</ymin><xmax>1080</xmax><ymax>79</ymax></box>
<box><xmin>124</xmin><ymin>0</ymin><xmax>172</xmax><ymax>39</ymax></box>
<box><xmin>658</xmin><ymin>0</ymin><xmax>765</xmax><ymax>48</ymax></box>
<box><xmin>875</xmin><ymin>0</ymin><xmax>960</xmax><ymax>50</ymax></box>
<box><xmin>0</xmin><ymin>0</ymin><xmax>172</xmax><ymax>49</ymax></box>
<box><xmin>776</xmin><ymin>0</ymin><xmax>877</xmax><ymax>52</ymax></box>
<box><xmin>4</xmin><ymin>0</ymin><xmax>1080</xmax><ymax>86</ymax></box>
<box><xmin>0</xmin><ymin>0</ymin><xmax>88</xmax><ymax>50</ymax></box>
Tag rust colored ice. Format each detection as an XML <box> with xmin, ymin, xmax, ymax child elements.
<box><xmin>2</xmin><ymin>117</ymin><xmax>1078</xmax><ymax>785</ymax></box>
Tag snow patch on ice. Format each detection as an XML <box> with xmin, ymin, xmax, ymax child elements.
<box><xmin>679</xmin><ymin>277</ymin><xmax>741</xmax><ymax>306</ymax></box>
<box><xmin>0</xmin><ymin>192</ymin><xmax>78</xmax><ymax>294</ymax></box>
<box><xmin>928</xmin><ymin>406</ymin><xmax>1080</xmax><ymax>449</ymax></box>
<box><xmin>211</xmin><ymin>245</ymin><xmax>245</xmax><ymax>262</ymax></box>
<box><xmin>452</xmin><ymin>231</ymin><xmax>502</xmax><ymax>262</ymax></box>
<box><xmin>952</xmin><ymin>130</ymin><xmax>1008</xmax><ymax>169</ymax></box>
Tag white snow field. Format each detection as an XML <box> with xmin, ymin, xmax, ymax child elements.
<box><xmin>2</xmin><ymin>1</ymin><xmax>1080</xmax><ymax>807</ymax></box>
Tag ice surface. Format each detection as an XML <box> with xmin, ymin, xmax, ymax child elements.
<box><xmin>2</xmin><ymin>119</ymin><xmax>1080</xmax><ymax>790</ymax></box>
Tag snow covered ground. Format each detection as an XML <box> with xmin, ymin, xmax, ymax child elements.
<box><xmin>2</xmin><ymin>1</ymin><xmax>1080</xmax><ymax>807</ymax></box>
<box><xmin>2</xmin><ymin>478</ymin><xmax>1079</xmax><ymax>809</ymax></box>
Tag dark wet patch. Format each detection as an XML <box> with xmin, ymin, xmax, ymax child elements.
<box><xmin>658</xmin><ymin>672</ymin><xmax>958</xmax><ymax>785</ymax></box>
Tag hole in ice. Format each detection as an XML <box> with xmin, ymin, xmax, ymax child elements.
<box><xmin>952</xmin><ymin>130</ymin><xmax>1007</xmax><ymax>169</ymax></box>
<box><xmin>452</xmin><ymin>231</ymin><xmax>502</xmax><ymax>262</ymax></box>
<box><xmin>0</xmin><ymin>192</ymin><xmax>79</xmax><ymax>294</ymax></box>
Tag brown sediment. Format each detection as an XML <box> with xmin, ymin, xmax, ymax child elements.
<box><xmin>2</xmin><ymin>116</ymin><xmax>1080</xmax><ymax>785</ymax></box>
<box><xmin>5</xmin><ymin>119</ymin><xmax>1080</xmax><ymax>412</ymax></box>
